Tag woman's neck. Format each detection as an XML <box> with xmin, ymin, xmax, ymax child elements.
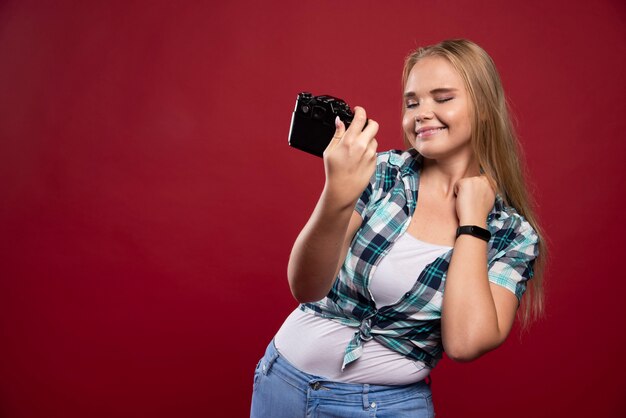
<box><xmin>420</xmin><ymin>156</ymin><xmax>481</xmax><ymax>199</ymax></box>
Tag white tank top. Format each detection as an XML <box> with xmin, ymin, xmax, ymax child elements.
<box><xmin>275</xmin><ymin>232</ymin><xmax>451</xmax><ymax>385</ymax></box>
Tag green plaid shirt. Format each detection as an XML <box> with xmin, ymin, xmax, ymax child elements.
<box><xmin>301</xmin><ymin>149</ymin><xmax>539</xmax><ymax>370</ymax></box>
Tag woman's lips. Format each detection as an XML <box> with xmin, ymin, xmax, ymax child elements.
<box><xmin>416</xmin><ymin>127</ymin><xmax>447</xmax><ymax>138</ymax></box>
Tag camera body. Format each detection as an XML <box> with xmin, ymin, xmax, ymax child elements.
<box><xmin>288</xmin><ymin>92</ymin><xmax>361</xmax><ymax>157</ymax></box>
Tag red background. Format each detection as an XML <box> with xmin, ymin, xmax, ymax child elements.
<box><xmin>1</xmin><ymin>1</ymin><xmax>625</xmax><ymax>417</ymax></box>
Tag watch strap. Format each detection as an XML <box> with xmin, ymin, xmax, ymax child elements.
<box><xmin>456</xmin><ymin>225</ymin><xmax>491</xmax><ymax>242</ymax></box>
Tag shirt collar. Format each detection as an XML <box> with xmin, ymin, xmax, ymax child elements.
<box><xmin>400</xmin><ymin>148</ymin><xmax>422</xmax><ymax>178</ymax></box>
<box><xmin>490</xmin><ymin>193</ymin><xmax>505</xmax><ymax>220</ymax></box>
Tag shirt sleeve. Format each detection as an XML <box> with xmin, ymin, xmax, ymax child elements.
<box><xmin>487</xmin><ymin>215</ymin><xmax>540</xmax><ymax>301</ymax></box>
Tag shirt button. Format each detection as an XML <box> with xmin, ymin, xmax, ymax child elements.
<box><xmin>371</xmin><ymin>402</ymin><xmax>377</xmax><ymax>408</ymax></box>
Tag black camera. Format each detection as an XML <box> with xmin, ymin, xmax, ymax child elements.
<box><xmin>288</xmin><ymin>92</ymin><xmax>365</xmax><ymax>157</ymax></box>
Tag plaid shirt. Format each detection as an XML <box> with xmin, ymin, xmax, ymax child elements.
<box><xmin>301</xmin><ymin>149</ymin><xmax>539</xmax><ymax>370</ymax></box>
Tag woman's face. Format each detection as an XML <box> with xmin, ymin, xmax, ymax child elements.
<box><xmin>402</xmin><ymin>56</ymin><xmax>473</xmax><ymax>161</ymax></box>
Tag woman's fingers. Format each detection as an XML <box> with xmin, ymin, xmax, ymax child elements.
<box><xmin>344</xmin><ymin>106</ymin><xmax>368</xmax><ymax>140</ymax></box>
<box><xmin>345</xmin><ymin>107</ymin><xmax>378</xmax><ymax>146</ymax></box>
<box><xmin>333</xmin><ymin>116</ymin><xmax>346</xmax><ymax>140</ymax></box>
<box><xmin>482</xmin><ymin>174</ymin><xmax>498</xmax><ymax>193</ymax></box>
<box><xmin>321</xmin><ymin>105</ymin><xmax>380</xmax><ymax>208</ymax></box>
<box><xmin>324</xmin><ymin>116</ymin><xmax>346</xmax><ymax>155</ymax></box>
<box><xmin>454</xmin><ymin>176</ymin><xmax>497</xmax><ymax>225</ymax></box>
<box><xmin>327</xmin><ymin>106</ymin><xmax>378</xmax><ymax>157</ymax></box>
<box><xmin>361</xmin><ymin>119</ymin><xmax>379</xmax><ymax>142</ymax></box>
<box><xmin>365</xmin><ymin>137</ymin><xmax>378</xmax><ymax>160</ymax></box>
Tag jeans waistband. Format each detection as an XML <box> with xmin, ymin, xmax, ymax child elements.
<box><xmin>261</xmin><ymin>339</ymin><xmax>431</xmax><ymax>403</ymax></box>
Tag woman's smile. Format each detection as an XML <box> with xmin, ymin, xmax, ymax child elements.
<box><xmin>416</xmin><ymin>126</ymin><xmax>447</xmax><ymax>138</ymax></box>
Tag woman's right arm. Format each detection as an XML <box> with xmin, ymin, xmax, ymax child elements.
<box><xmin>287</xmin><ymin>107</ymin><xmax>378</xmax><ymax>303</ymax></box>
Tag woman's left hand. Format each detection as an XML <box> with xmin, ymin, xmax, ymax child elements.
<box><xmin>453</xmin><ymin>176</ymin><xmax>496</xmax><ymax>226</ymax></box>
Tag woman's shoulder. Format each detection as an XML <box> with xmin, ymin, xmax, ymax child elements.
<box><xmin>375</xmin><ymin>148</ymin><xmax>422</xmax><ymax>171</ymax></box>
<box><xmin>490</xmin><ymin>197</ymin><xmax>539</xmax><ymax>245</ymax></box>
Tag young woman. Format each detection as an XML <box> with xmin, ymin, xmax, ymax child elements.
<box><xmin>250</xmin><ymin>39</ymin><xmax>546</xmax><ymax>418</ymax></box>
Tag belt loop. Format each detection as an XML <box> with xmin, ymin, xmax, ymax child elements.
<box><xmin>361</xmin><ymin>383</ymin><xmax>370</xmax><ymax>409</ymax></box>
<box><xmin>262</xmin><ymin>342</ymin><xmax>280</xmax><ymax>375</ymax></box>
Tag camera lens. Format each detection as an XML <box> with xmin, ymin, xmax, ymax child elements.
<box><xmin>301</xmin><ymin>105</ymin><xmax>310</xmax><ymax>113</ymax></box>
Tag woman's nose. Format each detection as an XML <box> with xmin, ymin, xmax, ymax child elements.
<box><xmin>415</xmin><ymin>109</ymin><xmax>434</xmax><ymax>123</ymax></box>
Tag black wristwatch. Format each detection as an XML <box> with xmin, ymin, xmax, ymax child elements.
<box><xmin>456</xmin><ymin>225</ymin><xmax>491</xmax><ymax>242</ymax></box>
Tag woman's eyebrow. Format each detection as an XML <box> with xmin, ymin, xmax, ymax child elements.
<box><xmin>403</xmin><ymin>87</ymin><xmax>458</xmax><ymax>97</ymax></box>
<box><xmin>430</xmin><ymin>87</ymin><xmax>458</xmax><ymax>94</ymax></box>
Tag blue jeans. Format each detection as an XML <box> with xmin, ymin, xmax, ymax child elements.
<box><xmin>250</xmin><ymin>340</ymin><xmax>434</xmax><ymax>418</ymax></box>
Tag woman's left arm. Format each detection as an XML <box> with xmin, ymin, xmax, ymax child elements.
<box><xmin>441</xmin><ymin>176</ymin><xmax>519</xmax><ymax>362</ymax></box>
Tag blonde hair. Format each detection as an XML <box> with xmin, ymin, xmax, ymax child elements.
<box><xmin>402</xmin><ymin>39</ymin><xmax>547</xmax><ymax>326</ymax></box>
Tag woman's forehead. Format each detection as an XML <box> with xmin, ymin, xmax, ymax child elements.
<box><xmin>405</xmin><ymin>56</ymin><xmax>464</xmax><ymax>92</ymax></box>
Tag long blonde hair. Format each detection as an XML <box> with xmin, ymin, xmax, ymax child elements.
<box><xmin>402</xmin><ymin>39</ymin><xmax>547</xmax><ymax>326</ymax></box>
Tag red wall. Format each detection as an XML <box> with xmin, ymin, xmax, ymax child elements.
<box><xmin>1</xmin><ymin>1</ymin><xmax>625</xmax><ymax>417</ymax></box>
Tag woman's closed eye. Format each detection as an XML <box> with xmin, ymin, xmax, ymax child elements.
<box><xmin>405</xmin><ymin>97</ymin><xmax>454</xmax><ymax>108</ymax></box>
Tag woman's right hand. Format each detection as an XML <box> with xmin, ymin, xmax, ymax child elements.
<box><xmin>322</xmin><ymin>106</ymin><xmax>379</xmax><ymax>209</ymax></box>
<box><xmin>287</xmin><ymin>107</ymin><xmax>378</xmax><ymax>302</ymax></box>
